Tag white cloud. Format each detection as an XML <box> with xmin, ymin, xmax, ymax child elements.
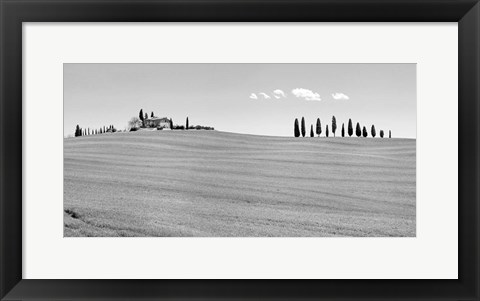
<box><xmin>332</xmin><ymin>93</ymin><xmax>350</xmax><ymax>100</ymax></box>
<box><xmin>249</xmin><ymin>93</ymin><xmax>258</xmax><ymax>100</ymax></box>
<box><xmin>291</xmin><ymin>88</ymin><xmax>321</xmax><ymax>101</ymax></box>
<box><xmin>259</xmin><ymin>92</ymin><xmax>271</xmax><ymax>99</ymax></box>
<box><xmin>273</xmin><ymin>89</ymin><xmax>286</xmax><ymax>98</ymax></box>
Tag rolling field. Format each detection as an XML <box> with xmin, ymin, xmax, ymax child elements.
<box><xmin>64</xmin><ymin>130</ymin><xmax>416</xmax><ymax>237</ymax></box>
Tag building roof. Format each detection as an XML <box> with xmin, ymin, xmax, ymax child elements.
<box><xmin>146</xmin><ymin>117</ymin><xmax>169</xmax><ymax>122</ymax></box>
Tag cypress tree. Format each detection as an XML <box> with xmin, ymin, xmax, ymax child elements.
<box><xmin>348</xmin><ymin>119</ymin><xmax>353</xmax><ymax>137</ymax></box>
<box><xmin>170</xmin><ymin>118</ymin><xmax>173</xmax><ymax>129</ymax></box>
<box><xmin>139</xmin><ymin>109</ymin><xmax>144</xmax><ymax>127</ymax></box>
<box><xmin>389</xmin><ymin>130</ymin><xmax>391</xmax><ymax>138</ymax></box>
<box><xmin>310</xmin><ymin>125</ymin><xmax>314</xmax><ymax>137</ymax></box>
<box><xmin>380</xmin><ymin>130</ymin><xmax>384</xmax><ymax>138</ymax></box>
<box><xmin>88</xmin><ymin>128</ymin><xmax>90</xmax><ymax>136</ymax></box>
<box><xmin>332</xmin><ymin>116</ymin><xmax>337</xmax><ymax>137</ymax></box>
<box><xmin>301</xmin><ymin>117</ymin><xmax>306</xmax><ymax>137</ymax></box>
<box><xmin>341</xmin><ymin>123</ymin><xmax>345</xmax><ymax>137</ymax></box>
<box><xmin>371</xmin><ymin>125</ymin><xmax>376</xmax><ymax>138</ymax></box>
<box><xmin>186</xmin><ymin>117</ymin><xmax>189</xmax><ymax>130</ymax></box>
<box><xmin>151</xmin><ymin>112</ymin><xmax>154</xmax><ymax>118</ymax></box>
<box><xmin>316</xmin><ymin>118</ymin><xmax>322</xmax><ymax>137</ymax></box>
<box><xmin>326</xmin><ymin>125</ymin><xmax>329</xmax><ymax>137</ymax></box>
<box><xmin>75</xmin><ymin>125</ymin><xmax>81</xmax><ymax>137</ymax></box>
<box><xmin>294</xmin><ymin>118</ymin><xmax>300</xmax><ymax>137</ymax></box>
<box><xmin>356</xmin><ymin>122</ymin><xmax>361</xmax><ymax>137</ymax></box>
<box><xmin>362</xmin><ymin>126</ymin><xmax>368</xmax><ymax>137</ymax></box>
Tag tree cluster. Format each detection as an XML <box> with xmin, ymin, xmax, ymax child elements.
<box><xmin>74</xmin><ymin>124</ymin><xmax>117</xmax><ymax>137</ymax></box>
<box><xmin>294</xmin><ymin>116</ymin><xmax>391</xmax><ymax>139</ymax></box>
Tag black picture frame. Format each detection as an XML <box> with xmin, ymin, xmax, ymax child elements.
<box><xmin>1</xmin><ymin>0</ymin><xmax>479</xmax><ymax>300</ymax></box>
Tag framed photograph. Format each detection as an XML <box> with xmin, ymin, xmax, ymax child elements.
<box><xmin>1</xmin><ymin>0</ymin><xmax>479</xmax><ymax>300</ymax></box>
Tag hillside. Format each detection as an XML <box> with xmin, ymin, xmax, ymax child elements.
<box><xmin>64</xmin><ymin>130</ymin><xmax>416</xmax><ymax>237</ymax></box>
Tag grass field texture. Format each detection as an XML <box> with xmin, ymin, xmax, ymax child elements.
<box><xmin>64</xmin><ymin>130</ymin><xmax>416</xmax><ymax>237</ymax></box>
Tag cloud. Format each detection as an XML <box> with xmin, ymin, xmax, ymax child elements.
<box><xmin>332</xmin><ymin>93</ymin><xmax>350</xmax><ymax>100</ymax></box>
<box><xmin>273</xmin><ymin>89</ymin><xmax>286</xmax><ymax>98</ymax></box>
<box><xmin>291</xmin><ymin>88</ymin><xmax>321</xmax><ymax>101</ymax></box>
<box><xmin>249</xmin><ymin>93</ymin><xmax>258</xmax><ymax>100</ymax></box>
<box><xmin>259</xmin><ymin>92</ymin><xmax>271</xmax><ymax>99</ymax></box>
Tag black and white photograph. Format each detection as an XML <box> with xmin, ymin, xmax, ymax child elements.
<box><xmin>64</xmin><ymin>63</ymin><xmax>416</xmax><ymax>237</ymax></box>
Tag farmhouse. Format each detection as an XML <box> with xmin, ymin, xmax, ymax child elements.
<box><xmin>145</xmin><ymin>117</ymin><xmax>170</xmax><ymax>129</ymax></box>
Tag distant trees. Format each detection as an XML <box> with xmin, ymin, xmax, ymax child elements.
<box><xmin>294</xmin><ymin>118</ymin><xmax>300</xmax><ymax>137</ymax></box>
<box><xmin>389</xmin><ymin>130</ymin><xmax>391</xmax><ymax>138</ymax></box>
<box><xmin>348</xmin><ymin>119</ymin><xmax>353</xmax><ymax>137</ymax></box>
<box><xmin>332</xmin><ymin>116</ymin><xmax>337</xmax><ymax>137</ymax></box>
<box><xmin>170</xmin><ymin>118</ymin><xmax>173</xmax><ymax>129</ymax></box>
<box><xmin>301</xmin><ymin>117</ymin><xmax>306</xmax><ymax>137</ymax></box>
<box><xmin>316</xmin><ymin>118</ymin><xmax>322</xmax><ymax>137</ymax></box>
<box><xmin>128</xmin><ymin>117</ymin><xmax>141</xmax><ymax>130</ymax></box>
<box><xmin>186</xmin><ymin>117</ymin><xmax>189</xmax><ymax>130</ymax></box>
<box><xmin>291</xmin><ymin>117</ymin><xmax>390</xmax><ymax>139</ymax></box>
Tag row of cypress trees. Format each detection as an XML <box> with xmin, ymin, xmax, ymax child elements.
<box><xmin>74</xmin><ymin>124</ymin><xmax>117</xmax><ymax>137</ymax></box>
<box><xmin>294</xmin><ymin>116</ymin><xmax>391</xmax><ymax>138</ymax></box>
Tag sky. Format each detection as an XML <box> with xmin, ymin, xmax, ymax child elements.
<box><xmin>64</xmin><ymin>63</ymin><xmax>416</xmax><ymax>138</ymax></box>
